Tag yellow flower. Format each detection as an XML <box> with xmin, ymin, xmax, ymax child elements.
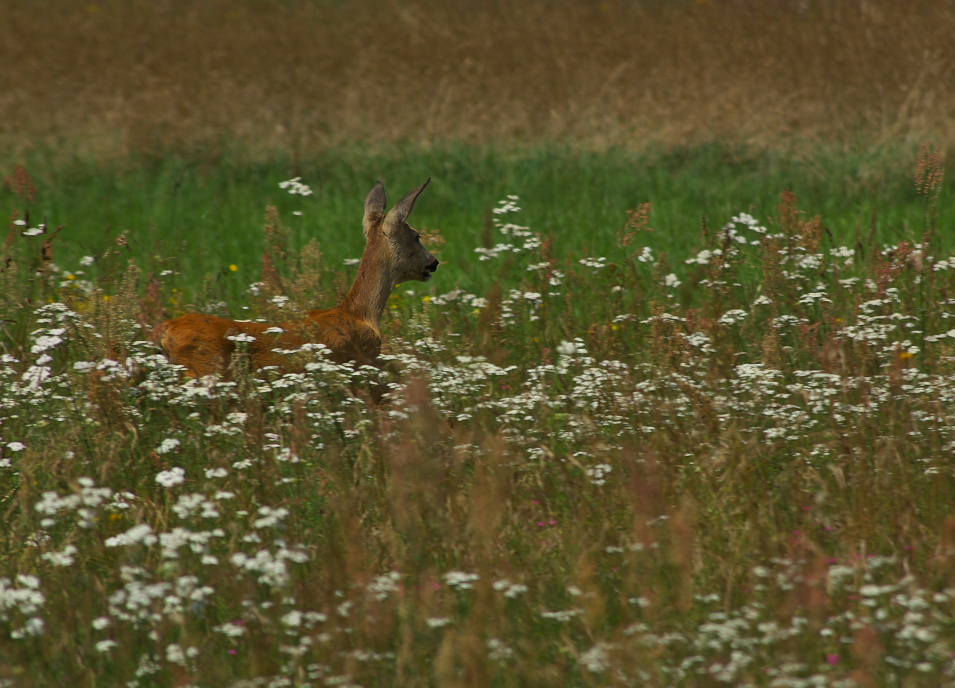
<box><xmin>102</xmin><ymin>295</ymin><xmax>111</xmax><ymax>302</ymax></box>
<box><xmin>611</xmin><ymin>323</ymin><xmax>619</xmax><ymax>331</ymax></box>
<box><xmin>899</xmin><ymin>351</ymin><xmax>915</xmax><ymax>360</ymax></box>
<box><xmin>423</xmin><ymin>295</ymin><xmax>432</xmax><ymax>303</ymax></box>
<box><xmin>229</xmin><ymin>264</ymin><xmax>239</xmax><ymax>272</ymax></box>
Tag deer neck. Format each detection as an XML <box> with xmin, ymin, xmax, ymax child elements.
<box><xmin>338</xmin><ymin>242</ymin><xmax>397</xmax><ymax>326</ymax></box>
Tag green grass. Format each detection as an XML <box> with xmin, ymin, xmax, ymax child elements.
<box><xmin>7</xmin><ymin>142</ymin><xmax>945</xmax><ymax>309</ymax></box>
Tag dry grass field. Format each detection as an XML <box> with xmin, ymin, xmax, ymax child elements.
<box><xmin>2</xmin><ymin>0</ymin><xmax>955</xmax><ymax>160</ymax></box>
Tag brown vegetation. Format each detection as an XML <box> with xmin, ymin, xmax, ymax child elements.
<box><xmin>2</xmin><ymin>0</ymin><xmax>955</xmax><ymax>160</ymax></box>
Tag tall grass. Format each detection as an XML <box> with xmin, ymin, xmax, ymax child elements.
<box><xmin>1</xmin><ymin>150</ymin><xmax>954</xmax><ymax>686</ymax></box>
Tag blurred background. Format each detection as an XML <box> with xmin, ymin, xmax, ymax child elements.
<box><xmin>3</xmin><ymin>0</ymin><xmax>954</xmax><ymax>161</ymax></box>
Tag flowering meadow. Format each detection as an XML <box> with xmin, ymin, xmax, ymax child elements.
<box><xmin>2</xmin><ymin>152</ymin><xmax>955</xmax><ymax>688</ymax></box>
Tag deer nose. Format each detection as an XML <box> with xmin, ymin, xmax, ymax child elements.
<box><xmin>428</xmin><ymin>257</ymin><xmax>439</xmax><ymax>272</ymax></box>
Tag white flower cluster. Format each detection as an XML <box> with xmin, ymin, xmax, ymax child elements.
<box><xmin>278</xmin><ymin>177</ymin><xmax>314</xmax><ymax>196</ymax></box>
<box><xmin>475</xmin><ymin>196</ymin><xmax>541</xmax><ymax>261</ymax></box>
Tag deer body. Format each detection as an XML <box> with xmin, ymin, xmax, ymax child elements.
<box><xmin>155</xmin><ymin>180</ymin><xmax>438</xmax><ymax>378</ymax></box>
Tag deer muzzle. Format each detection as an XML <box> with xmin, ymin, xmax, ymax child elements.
<box><xmin>423</xmin><ymin>257</ymin><xmax>439</xmax><ymax>281</ymax></box>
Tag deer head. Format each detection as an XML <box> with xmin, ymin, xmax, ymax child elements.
<box><xmin>363</xmin><ymin>178</ymin><xmax>439</xmax><ymax>285</ymax></box>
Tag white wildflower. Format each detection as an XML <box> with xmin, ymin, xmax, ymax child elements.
<box><xmin>96</xmin><ymin>639</ymin><xmax>118</xmax><ymax>653</ymax></box>
<box><xmin>105</xmin><ymin>523</ymin><xmax>157</xmax><ymax>548</ymax></box>
<box><xmin>556</xmin><ymin>341</ymin><xmax>577</xmax><ymax>356</ymax></box>
<box><xmin>278</xmin><ymin>177</ymin><xmax>313</xmax><ymax>196</ymax></box>
<box><xmin>156</xmin><ymin>438</ymin><xmax>180</xmax><ymax>455</ymax></box>
<box><xmin>155</xmin><ymin>467</ymin><xmax>186</xmax><ymax>488</ymax></box>
<box><xmin>444</xmin><ymin>571</ymin><xmax>479</xmax><ymax>590</ymax></box>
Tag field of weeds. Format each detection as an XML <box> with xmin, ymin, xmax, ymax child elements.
<box><xmin>1</xmin><ymin>152</ymin><xmax>954</xmax><ymax>686</ymax></box>
<box><xmin>3</xmin><ymin>0</ymin><xmax>955</xmax><ymax>686</ymax></box>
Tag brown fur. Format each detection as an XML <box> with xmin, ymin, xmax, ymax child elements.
<box><xmin>155</xmin><ymin>180</ymin><xmax>438</xmax><ymax>378</ymax></box>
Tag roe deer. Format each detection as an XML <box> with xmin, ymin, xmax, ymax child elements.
<box><xmin>154</xmin><ymin>179</ymin><xmax>439</xmax><ymax>377</ymax></box>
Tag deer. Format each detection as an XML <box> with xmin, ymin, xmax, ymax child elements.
<box><xmin>153</xmin><ymin>179</ymin><xmax>439</xmax><ymax>378</ymax></box>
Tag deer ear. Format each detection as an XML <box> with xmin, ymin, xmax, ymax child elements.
<box><xmin>384</xmin><ymin>178</ymin><xmax>430</xmax><ymax>232</ymax></box>
<box><xmin>363</xmin><ymin>182</ymin><xmax>387</xmax><ymax>237</ymax></box>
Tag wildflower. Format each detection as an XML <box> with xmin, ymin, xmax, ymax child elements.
<box><xmin>252</xmin><ymin>506</ymin><xmax>289</xmax><ymax>529</ymax></box>
<box><xmin>229</xmin><ymin>264</ymin><xmax>238</xmax><ymax>272</ymax></box>
<box><xmin>156</xmin><ymin>438</ymin><xmax>180</xmax><ymax>455</ymax></box>
<box><xmin>798</xmin><ymin>291</ymin><xmax>832</xmax><ymax>306</ymax></box>
<box><xmin>493</xmin><ymin>580</ymin><xmax>528</xmax><ymax>598</ymax></box>
<box><xmin>540</xmin><ymin>609</ymin><xmax>582</xmax><ymax>622</ymax></box>
<box><xmin>281</xmin><ymin>610</ymin><xmax>303</xmax><ymax>627</ymax></box>
<box><xmin>104</xmin><ymin>523</ymin><xmax>157</xmax><ymax>548</ymax></box>
<box><xmin>41</xmin><ymin>545</ymin><xmax>78</xmax><ymax>567</ymax></box>
<box><xmin>719</xmin><ymin>309</ymin><xmax>748</xmax><ymax>325</ymax></box>
<box><xmin>7</xmin><ymin>442</ymin><xmax>26</xmax><ymax>452</ymax></box>
<box><xmin>444</xmin><ymin>571</ymin><xmax>479</xmax><ymax>590</ymax></box>
<box><xmin>278</xmin><ymin>177</ymin><xmax>314</xmax><ymax>196</ymax></box>
<box><xmin>556</xmin><ymin>341</ymin><xmax>577</xmax><ymax>356</ymax></box>
<box><xmin>166</xmin><ymin>644</ymin><xmax>187</xmax><ymax>666</ymax></box>
<box><xmin>687</xmin><ymin>248</ymin><xmax>719</xmax><ymax>265</ymax></box>
<box><xmin>579</xmin><ymin>256</ymin><xmax>607</xmax><ymax>269</ymax></box>
<box><xmin>585</xmin><ymin>463</ymin><xmax>613</xmax><ymax>486</ymax></box>
<box><xmin>580</xmin><ymin>642</ymin><xmax>613</xmax><ymax>672</ymax></box>
<box><xmin>487</xmin><ymin>638</ymin><xmax>515</xmax><ymax>660</ymax></box>
<box><xmin>31</xmin><ymin>329</ymin><xmax>66</xmax><ymax>354</ymax></box>
<box><xmin>155</xmin><ymin>467</ymin><xmax>186</xmax><ymax>488</ymax></box>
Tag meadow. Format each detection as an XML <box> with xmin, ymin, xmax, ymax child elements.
<box><xmin>3</xmin><ymin>1</ymin><xmax>955</xmax><ymax>686</ymax></box>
